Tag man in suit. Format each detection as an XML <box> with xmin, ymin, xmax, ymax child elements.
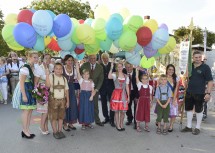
<box><xmin>123</xmin><ymin>62</ymin><xmax>139</xmax><ymax>129</ymax></box>
<box><xmin>81</xmin><ymin>54</ymin><xmax>104</xmax><ymax>126</ymax></box>
<box><xmin>100</xmin><ymin>53</ymin><xmax>115</xmax><ymax>127</ymax></box>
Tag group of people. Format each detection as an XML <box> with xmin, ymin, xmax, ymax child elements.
<box><xmin>1</xmin><ymin>49</ymin><xmax>213</xmax><ymax>139</ymax></box>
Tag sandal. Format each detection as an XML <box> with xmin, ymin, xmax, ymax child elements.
<box><xmin>144</xmin><ymin>126</ymin><xmax>150</xmax><ymax>132</ymax></box>
<box><xmin>68</xmin><ymin>124</ymin><xmax>77</xmax><ymax>130</ymax></box>
<box><xmin>137</xmin><ymin>126</ymin><xmax>142</xmax><ymax>132</ymax></box>
<box><xmin>86</xmin><ymin>124</ymin><xmax>94</xmax><ymax>129</ymax></box>
<box><xmin>63</xmin><ymin>125</ymin><xmax>71</xmax><ymax>132</ymax></box>
<box><xmin>156</xmin><ymin>128</ymin><xmax>161</xmax><ymax>134</ymax></box>
<box><xmin>163</xmin><ymin>129</ymin><xmax>168</xmax><ymax>135</ymax></box>
<box><xmin>168</xmin><ymin>128</ymin><xmax>173</xmax><ymax>132</ymax></box>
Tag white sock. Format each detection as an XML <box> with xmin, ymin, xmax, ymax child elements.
<box><xmin>196</xmin><ymin>112</ymin><xmax>203</xmax><ymax>129</ymax></box>
<box><xmin>187</xmin><ymin>111</ymin><xmax>193</xmax><ymax>128</ymax></box>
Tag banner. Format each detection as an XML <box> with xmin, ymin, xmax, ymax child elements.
<box><xmin>179</xmin><ymin>41</ymin><xmax>190</xmax><ymax>75</ymax></box>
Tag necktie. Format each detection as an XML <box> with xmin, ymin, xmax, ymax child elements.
<box><xmin>129</xmin><ymin>73</ymin><xmax>132</xmax><ymax>92</ymax></box>
<box><xmin>91</xmin><ymin>64</ymin><xmax>94</xmax><ymax>77</ymax></box>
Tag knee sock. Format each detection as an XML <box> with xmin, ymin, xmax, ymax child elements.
<box><xmin>187</xmin><ymin>111</ymin><xmax>193</xmax><ymax>128</ymax></box>
<box><xmin>196</xmin><ymin>112</ymin><xmax>203</xmax><ymax>129</ymax></box>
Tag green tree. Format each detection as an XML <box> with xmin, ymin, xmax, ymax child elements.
<box><xmin>174</xmin><ymin>26</ymin><xmax>215</xmax><ymax>47</ymax></box>
<box><xmin>24</xmin><ymin>0</ymin><xmax>94</xmax><ymax>19</ymax></box>
<box><xmin>0</xmin><ymin>9</ymin><xmax>10</xmax><ymax>57</ymax></box>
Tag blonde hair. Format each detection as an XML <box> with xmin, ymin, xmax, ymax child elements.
<box><xmin>115</xmin><ymin>62</ymin><xmax>124</xmax><ymax>77</ymax></box>
<box><xmin>159</xmin><ymin>74</ymin><xmax>167</xmax><ymax>79</ymax></box>
<box><xmin>82</xmin><ymin>69</ymin><xmax>90</xmax><ymax>75</ymax></box>
<box><xmin>25</xmin><ymin>50</ymin><xmax>38</xmax><ymax>58</ymax></box>
<box><xmin>101</xmin><ymin>53</ymin><xmax>109</xmax><ymax>59</ymax></box>
<box><xmin>0</xmin><ymin>57</ymin><xmax>6</xmax><ymax>63</ymax></box>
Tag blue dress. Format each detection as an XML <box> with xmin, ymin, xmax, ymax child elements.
<box><xmin>63</xmin><ymin>66</ymin><xmax>78</xmax><ymax>123</ymax></box>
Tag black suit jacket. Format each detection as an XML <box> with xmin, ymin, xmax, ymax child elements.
<box><xmin>100</xmin><ymin>62</ymin><xmax>115</xmax><ymax>94</ymax></box>
<box><xmin>123</xmin><ymin>68</ymin><xmax>142</xmax><ymax>98</ymax></box>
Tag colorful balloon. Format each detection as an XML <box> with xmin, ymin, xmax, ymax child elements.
<box><xmin>144</xmin><ymin>19</ymin><xmax>158</xmax><ymax>34</ymax></box>
<box><xmin>33</xmin><ymin>35</ymin><xmax>45</xmax><ymax>51</ymax></box>
<box><xmin>60</xmin><ymin>50</ymin><xmax>71</xmax><ymax>59</ymax></box>
<box><xmin>125</xmin><ymin>52</ymin><xmax>141</xmax><ymax>66</ymax></box>
<box><xmin>119</xmin><ymin>8</ymin><xmax>130</xmax><ymax>19</ymax></box>
<box><xmin>140</xmin><ymin>56</ymin><xmax>155</xmax><ymax>69</ymax></box>
<box><xmin>75</xmin><ymin>47</ymin><xmax>85</xmax><ymax>55</ymax></box>
<box><xmin>119</xmin><ymin>31</ymin><xmax>137</xmax><ymax>51</ymax></box>
<box><xmin>79</xmin><ymin>19</ymin><xmax>85</xmax><ymax>24</ymax></box>
<box><xmin>76</xmin><ymin>51</ymin><xmax>85</xmax><ymax>60</ymax></box>
<box><xmin>110</xmin><ymin>13</ymin><xmax>123</xmax><ymax>23</ymax></box>
<box><xmin>71</xmin><ymin>27</ymin><xmax>81</xmax><ymax>44</ymax></box>
<box><xmin>143</xmin><ymin>42</ymin><xmax>158</xmax><ymax>58</ymax></box>
<box><xmin>84</xmin><ymin>18</ymin><xmax>93</xmax><ymax>26</ymax></box>
<box><xmin>84</xmin><ymin>40</ymin><xmax>100</xmax><ymax>55</ymax></box>
<box><xmin>58</xmin><ymin>38</ymin><xmax>74</xmax><ymax>51</ymax></box>
<box><xmin>100</xmin><ymin>37</ymin><xmax>113</xmax><ymax>51</ymax></box>
<box><xmin>158</xmin><ymin>36</ymin><xmax>176</xmax><ymax>54</ymax></box>
<box><xmin>32</xmin><ymin>10</ymin><xmax>53</xmax><ymax>36</ymax></box>
<box><xmin>17</xmin><ymin>9</ymin><xmax>33</xmax><ymax>25</ymax></box>
<box><xmin>109</xmin><ymin>44</ymin><xmax>119</xmax><ymax>54</ymax></box>
<box><xmin>5</xmin><ymin>13</ymin><xmax>17</xmax><ymax>25</ymax></box>
<box><xmin>76</xmin><ymin>24</ymin><xmax>95</xmax><ymax>44</ymax></box>
<box><xmin>13</xmin><ymin>22</ymin><xmax>37</xmax><ymax>48</ymax></box>
<box><xmin>151</xmin><ymin>29</ymin><xmax>169</xmax><ymax>50</ymax></box>
<box><xmin>124</xmin><ymin>15</ymin><xmax>143</xmax><ymax>33</ymax></box>
<box><xmin>47</xmin><ymin>37</ymin><xmax>61</xmax><ymax>51</ymax></box>
<box><xmin>106</xmin><ymin>17</ymin><xmax>123</xmax><ymax>40</ymax></box>
<box><xmin>159</xmin><ymin>23</ymin><xmax>168</xmax><ymax>32</ymax></box>
<box><xmin>136</xmin><ymin>26</ymin><xmax>152</xmax><ymax>47</ymax></box>
<box><xmin>94</xmin><ymin>5</ymin><xmax>110</xmax><ymax>21</ymax></box>
<box><xmin>92</xmin><ymin>18</ymin><xmax>106</xmax><ymax>40</ymax></box>
<box><xmin>53</xmin><ymin>14</ymin><xmax>72</xmax><ymax>38</ymax></box>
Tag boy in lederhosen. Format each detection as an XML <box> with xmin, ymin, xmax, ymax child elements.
<box><xmin>155</xmin><ymin>74</ymin><xmax>172</xmax><ymax>135</ymax></box>
<box><xmin>46</xmin><ymin>63</ymin><xmax>69</xmax><ymax>139</ymax></box>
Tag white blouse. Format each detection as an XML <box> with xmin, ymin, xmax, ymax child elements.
<box><xmin>137</xmin><ymin>82</ymin><xmax>153</xmax><ymax>94</ymax></box>
<box><xmin>111</xmin><ymin>73</ymin><xmax>129</xmax><ymax>84</ymax></box>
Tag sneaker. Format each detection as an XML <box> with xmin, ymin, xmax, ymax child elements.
<box><xmin>192</xmin><ymin>128</ymin><xmax>200</xmax><ymax>135</ymax></box>
<box><xmin>53</xmin><ymin>132</ymin><xmax>61</xmax><ymax>139</ymax></box>
<box><xmin>181</xmin><ymin>126</ymin><xmax>192</xmax><ymax>132</ymax></box>
<box><xmin>58</xmin><ymin>131</ymin><xmax>66</xmax><ymax>138</ymax></box>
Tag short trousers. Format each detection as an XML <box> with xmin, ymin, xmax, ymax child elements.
<box><xmin>185</xmin><ymin>92</ymin><xmax>204</xmax><ymax>113</ymax></box>
<box><xmin>48</xmin><ymin>96</ymin><xmax>66</xmax><ymax>121</ymax></box>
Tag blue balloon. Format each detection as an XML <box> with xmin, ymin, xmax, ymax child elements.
<box><xmin>70</xmin><ymin>42</ymin><xmax>76</xmax><ymax>51</ymax></box>
<box><xmin>29</xmin><ymin>9</ymin><xmax>36</xmax><ymax>13</ymax></box>
<box><xmin>76</xmin><ymin>51</ymin><xmax>85</xmax><ymax>60</ymax></box>
<box><xmin>53</xmin><ymin>14</ymin><xmax>72</xmax><ymax>38</ymax></box>
<box><xmin>132</xmin><ymin>43</ymin><xmax>143</xmax><ymax>54</ymax></box>
<box><xmin>57</xmin><ymin>24</ymin><xmax>73</xmax><ymax>41</ymax></box>
<box><xmin>13</xmin><ymin>22</ymin><xmax>37</xmax><ymax>48</ymax></box>
<box><xmin>60</xmin><ymin>50</ymin><xmax>71</xmax><ymax>59</ymax></box>
<box><xmin>100</xmin><ymin>37</ymin><xmax>113</xmax><ymax>51</ymax></box>
<box><xmin>110</xmin><ymin>13</ymin><xmax>123</xmax><ymax>23</ymax></box>
<box><xmin>58</xmin><ymin>38</ymin><xmax>75</xmax><ymax>51</ymax></box>
<box><xmin>70</xmin><ymin>51</ymin><xmax>77</xmax><ymax>59</ymax></box>
<box><xmin>32</xmin><ymin>10</ymin><xmax>53</xmax><ymax>36</ymax></box>
<box><xmin>84</xmin><ymin>18</ymin><xmax>93</xmax><ymax>26</ymax></box>
<box><xmin>47</xmin><ymin>10</ymin><xmax>56</xmax><ymax>20</ymax></box>
<box><xmin>33</xmin><ymin>34</ymin><xmax>45</xmax><ymax>51</ymax></box>
<box><xmin>106</xmin><ymin>17</ymin><xmax>123</xmax><ymax>40</ymax></box>
<box><xmin>125</xmin><ymin>51</ymin><xmax>141</xmax><ymax>66</ymax></box>
<box><xmin>151</xmin><ymin>29</ymin><xmax>169</xmax><ymax>50</ymax></box>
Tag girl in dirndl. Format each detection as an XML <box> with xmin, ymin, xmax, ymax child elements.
<box><xmin>75</xmin><ymin>62</ymin><xmax>96</xmax><ymax>130</ymax></box>
<box><xmin>135</xmin><ymin>69</ymin><xmax>153</xmax><ymax>132</ymax></box>
<box><xmin>12</xmin><ymin>51</ymin><xmax>39</xmax><ymax>139</ymax></box>
<box><xmin>108</xmin><ymin>62</ymin><xmax>130</xmax><ymax>131</ymax></box>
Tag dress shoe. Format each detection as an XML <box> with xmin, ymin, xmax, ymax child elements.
<box><xmin>116</xmin><ymin>127</ymin><xmax>122</xmax><ymax>131</ymax></box>
<box><xmin>121</xmin><ymin>128</ymin><xmax>125</xmax><ymax>131</ymax></box>
<box><xmin>110</xmin><ymin>122</ymin><xmax>116</xmax><ymax>127</ymax></box>
<box><xmin>21</xmin><ymin>131</ymin><xmax>34</xmax><ymax>139</ymax></box>
<box><xmin>133</xmin><ymin>124</ymin><xmax>137</xmax><ymax>129</ymax></box>
<box><xmin>102</xmin><ymin>119</ymin><xmax>109</xmax><ymax>124</ymax></box>
<box><xmin>126</xmin><ymin>121</ymin><xmax>132</xmax><ymax>126</ymax></box>
<box><xmin>96</xmin><ymin>122</ymin><xmax>104</xmax><ymax>126</ymax></box>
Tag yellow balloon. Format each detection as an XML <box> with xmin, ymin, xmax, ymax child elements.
<box><xmin>119</xmin><ymin>8</ymin><xmax>130</xmax><ymax>20</ymax></box>
<box><xmin>158</xmin><ymin>36</ymin><xmax>176</xmax><ymax>54</ymax></box>
<box><xmin>5</xmin><ymin>13</ymin><xmax>18</xmax><ymax>25</ymax></box>
<box><xmin>109</xmin><ymin>44</ymin><xmax>119</xmax><ymax>54</ymax></box>
<box><xmin>143</xmin><ymin>19</ymin><xmax>158</xmax><ymax>34</ymax></box>
<box><xmin>140</xmin><ymin>56</ymin><xmax>155</xmax><ymax>69</ymax></box>
<box><xmin>94</xmin><ymin>5</ymin><xmax>110</xmax><ymax>21</ymax></box>
<box><xmin>7</xmin><ymin>43</ymin><xmax>24</xmax><ymax>51</ymax></box>
<box><xmin>84</xmin><ymin>40</ymin><xmax>100</xmax><ymax>55</ymax></box>
<box><xmin>44</xmin><ymin>36</ymin><xmax>52</xmax><ymax>46</ymax></box>
<box><xmin>76</xmin><ymin>24</ymin><xmax>95</xmax><ymax>44</ymax></box>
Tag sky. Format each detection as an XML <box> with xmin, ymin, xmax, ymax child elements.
<box><xmin>0</xmin><ymin>0</ymin><xmax>214</xmax><ymax>34</ymax></box>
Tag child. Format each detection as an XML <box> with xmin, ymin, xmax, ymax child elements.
<box><xmin>135</xmin><ymin>69</ymin><xmax>153</xmax><ymax>132</ymax></box>
<box><xmin>75</xmin><ymin>62</ymin><xmax>96</xmax><ymax>130</ymax></box>
<box><xmin>46</xmin><ymin>63</ymin><xmax>69</xmax><ymax>139</ymax></box>
<box><xmin>155</xmin><ymin>74</ymin><xmax>172</xmax><ymax>135</ymax></box>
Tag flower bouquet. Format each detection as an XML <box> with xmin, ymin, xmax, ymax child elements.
<box><xmin>32</xmin><ymin>83</ymin><xmax>49</xmax><ymax>105</ymax></box>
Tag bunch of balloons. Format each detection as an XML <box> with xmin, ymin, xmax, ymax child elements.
<box><xmin>2</xmin><ymin>5</ymin><xmax>176</xmax><ymax>66</ymax></box>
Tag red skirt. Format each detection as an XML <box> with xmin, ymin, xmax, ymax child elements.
<box><xmin>110</xmin><ymin>89</ymin><xmax>128</xmax><ymax>111</ymax></box>
<box><xmin>135</xmin><ymin>96</ymin><xmax>150</xmax><ymax>122</ymax></box>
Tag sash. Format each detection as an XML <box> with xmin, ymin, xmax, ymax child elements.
<box><xmin>167</xmin><ymin>81</ymin><xmax>174</xmax><ymax>92</ymax></box>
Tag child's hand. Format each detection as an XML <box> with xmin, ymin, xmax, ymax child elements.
<box><xmin>127</xmin><ymin>97</ymin><xmax>130</xmax><ymax>103</ymax></box>
<box><xmin>89</xmin><ymin>96</ymin><xmax>93</xmax><ymax>101</ymax></box>
<box><xmin>66</xmin><ymin>102</ymin><xmax>69</xmax><ymax>108</ymax></box>
<box><xmin>22</xmin><ymin>96</ymin><xmax>28</xmax><ymax>102</ymax></box>
<box><xmin>162</xmin><ymin>104</ymin><xmax>166</xmax><ymax>109</ymax></box>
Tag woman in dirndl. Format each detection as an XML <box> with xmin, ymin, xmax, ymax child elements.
<box><xmin>12</xmin><ymin>51</ymin><xmax>39</xmax><ymax>139</ymax></box>
<box><xmin>34</xmin><ymin>53</ymin><xmax>53</xmax><ymax>135</ymax></box>
<box><xmin>108</xmin><ymin>62</ymin><xmax>130</xmax><ymax>131</ymax></box>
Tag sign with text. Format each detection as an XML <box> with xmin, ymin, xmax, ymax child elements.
<box><xmin>179</xmin><ymin>41</ymin><xmax>190</xmax><ymax>75</ymax></box>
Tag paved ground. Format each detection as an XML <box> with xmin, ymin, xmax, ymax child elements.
<box><xmin>0</xmin><ymin>102</ymin><xmax>215</xmax><ymax>153</ymax></box>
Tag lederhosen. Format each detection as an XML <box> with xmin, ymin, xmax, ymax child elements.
<box><xmin>48</xmin><ymin>74</ymin><xmax>66</xmax><ymax>121</ymax></box>
<box><xmin>156</xmin><ymin>86</ymin><xmax>170</xmax><ymax>123</ymax></box>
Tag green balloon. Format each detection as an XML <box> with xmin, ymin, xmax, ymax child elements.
<box><xmin>71</xmin><ymin>18</ymin><xmax>79</xmax><ymax>27</ymax></box>
<box><xmin>71</xmin><ymin>27</ymin><xmax>81</xmax><ymax>44</ymax></box>
<box><xmin>8</xmin><ymin>43</ymin><xmax>24</xmax><ymax>51</ymax></box>
<box><xmin>154</xmin><ymin>52</ymin><xmax>161</xmax><ymax>57</ymax></box>
<box><xmin>124</xmin><ymin>15</ymin><xmax>143</xmax><ymax>32</ymax></box>
<box><xmin>140</xmin><ymin>56</ymin><xmax>155</xmax><ymax>69</ymax></box>
<box><xmin>84</xmin><ymin>40</ymin><xmax>100</xmax><ymax>55</ymax></box>
<box><xmin>119</xmin><ymin>30</ymin><xmax>137</xmax><ymax>51</ymax></box>
<box><xmin>158</xmin><ymin>36</ymin><xmax>176</xmax><ymax>54</ymax></box>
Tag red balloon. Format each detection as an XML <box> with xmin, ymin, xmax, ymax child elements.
<box><xmin>17</xmin><ymin>10</ymin><xmax>34</xmax><ymax>25</ymax></box>
<box><xmin>47</xmin><ymin>38</ymin><xmax>61</xmax><ymax>51</ymax></box>
<box><xmin>75</xmin><ymin>47</ymin><xmax>85</xmax><ymax>54</ymax></box>
<box><xmin>136</xmin><ymin>26</ymin><xmax>152</xmax><ymax>47</ymax></box>
<box><xmin>79</xmin><ymin>19</ymin><xmax>85</xmax><ymax>24</ymax></box>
